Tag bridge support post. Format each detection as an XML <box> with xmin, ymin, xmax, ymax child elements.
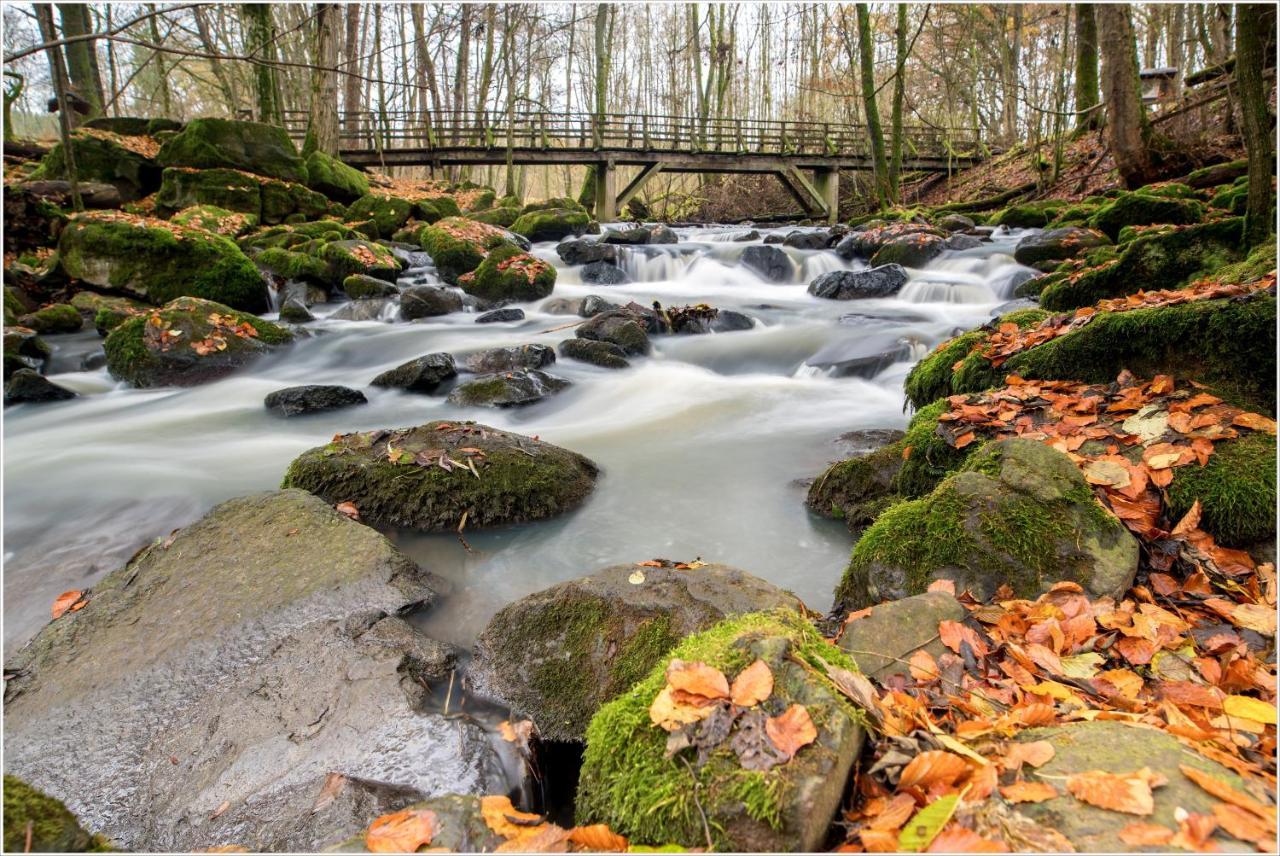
<box><xmin>594</xmin><ymin>159</ymin><xmax>617</xmax><ymax>222</ymax></box>
<box><xmin>615</xmin><ymin>162</ymin><xmax>663</xmax><ymax>217</ymax></box>
<box><xmin>813</xmin><ymin>167</ymin><xmax>840</xmax><ymax>225</ymax></box>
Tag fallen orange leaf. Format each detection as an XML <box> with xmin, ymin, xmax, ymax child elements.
<box><xmin>999</xmin><ymin>780</ymin><xmax>1058</xmax><ymax>803</ymax></box>
<box><xmin>765</xmin><ymin>703</ymin><xmax>817</xmax><ymax>759</ymax></box>
<box><xmin>365</xmin><ymin>808</ymin><xmax>438</xmax><ymax>853</ymax></box>
<box><xmin>51</xmin><ymin>590</ymin><xmax>84</xmax><ymax>620</ymax></box>
<box><xmin>729</xmin><ymin>659</ymin><xmax>774</xmax><ymax>708</ymax></box>
<box><xmin>897</xmin><ymin>751</ymin><xmax>969</xmax><ymax>790</ymax></box>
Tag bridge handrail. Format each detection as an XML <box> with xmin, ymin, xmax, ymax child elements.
<box><xmin>251</xmin><ymin>108</ymin><xmax>982</xmax><ymax>159</ymax></box>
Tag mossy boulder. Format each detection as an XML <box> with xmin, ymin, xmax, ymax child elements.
<box><xmin>446</xmin><ymin>369</ymin><xmax>570</xmax><ymax>407</ymax></box>
<box><xmin>577</xmin><ymin>609</ymin><xmax>867</xmax><ymax>851</ymax></box>
<box><xmin>903</xmin><ymin>308</ymin><xmax>1048</xmax><ymax>409</ymax></box>
<box><xmin>3</xmin><ymin>326</ymin><xmax>51</xmax><ymax>379</ymax></box>
<box><xmin>70</xmin><ymin>291</ymin><xmax>147</xmax><ymax>335</ymax></box>
<box><xmin>577</xmin><ymin>309</ymin><xmax>651</xmax><ymax>356</ymax></box>
<box><xmin>1038</xmin><ymin>218</ymin><xmax>1244</xmax><ymax>310</ymax></box>
<box><xmin>457</xmin><ymin>244</ymin><xmax>556</xmax><ymax>302</ymax></box>
<box><xmin>1012</xmin><ymin>721</ymin><xmax>1260</xmax><ymax>852</ymax></box>
<box><xmin>835</xmin><ymin>439</ymin><xmax>1138</xmax><ymax>612</ymax></box>
<box><xmin>1209</xmin><ymin>177</ymin><xmax>1250</xmax><ymax>215</ymax></box>
<box><xmin>342</xmin><ymin>273</ymin><xmax>398</xmax><ymax>299</ymax></box>
<box><xmin>317</xmin><ymin>239</ymin><xmax>401</xmax><ymax>286</ymax></box>
<box><xmin>412</xmin><ymin>196</ymin><xmax>462</xmax><ymax>224</ymax></box>
<box><xmin>17</xmin><ymin>302</ymin><xmax>82</xmax><ymax>334</ymax></box>
<box><xmin>282</xmin><ymin>421</ymin><xmax>598</xmax><ymax>532</ymax></box>
<box><xmin>558</xmin><ymin>338</ymin><xmax>630</xmax><ymax>369</ymax></box>
<box><xmin>258</xmin><ymin>178</ymin><xmax>329</xmax><ymax>224</ymax></box>
<box><xmin>468</xmin><ymin>205</ymin><xmax>521</xmax><ymax>227</ymax></box>
<box><xmin>57</xmin><ymin>214</ymin><xmax>271</xmax><ymax>313</ymax></box>
<box><xmin>29</xmin><ymin>129</ymin><xmax>160</xmax><ymax>201</ymax></box>
<box><xmin>253</xmin><ymin>247</ymin><xmax>329</xmax><ymax>285</ymax></box>
<box><xmin>837</xmin><ymin>591</ymin><xmax>965</xmax><ymax>677</ymax></box>
<box><xmin>1168</xmin><ymin>432</ymin><xmax>1276</xmax><ymax>548</ymax></box>
<box><xmin>156</xmin><ymin>167</ymin><xmax>260</xmax><ymax>215</ymax></box>
<box><xmin>806</xmin><ymin>440</ymin><xmax>905</xmax><ymax>532</ymax></box>
<box><xmin>3</xmin><ymin>775</ymin><xmax>100</xmax><ymax>852</ymax></box>
<box><xmin>156</xmin><ymin>118</ymin><xmax>306</xmax><ymax>183</ymax></box>
<box><xmin>510</xmin><ymin>207</ymin><xmax>591</xmax><ymax>242</ymax></box>
<box><xmin>170</xmin><ymin>205</ymin><xmax>257</xmax><ymax>236</ymax></box>
<box><xmin>418</xmin><ymin>217</ymin><xmax>516</xmax><ymax>284</ymax></box>
<box><xmin>303</xmin><ymin>150</ymin><xmax>368</xmax><ymax>203</ymax></box>
<box><xmin>1185</xmin><ymin>159</ymin><xmax>1249</xmax><ymax>189</ymax></box>
<box><xmin>1013</xmin><ymin>227</ymin><xmax>1111</xmax><ymax>267</ymax></box>
<box><xmin>346</xmin><ymin>194</ymin><xmax>414</xmax><ymax>238</ymax></box>
<box><xmin>103</xmin><ymin>296</ymin><xmax>292</xmax><ymax>387</ymax></box>
<box><xmin>991</xmin><ymin>200</ymin><xmax>1070</xmax><ymax>229</ymax></box>
<box><xmin>869</xmin><ymin>233</ymin><xmax>946</xmax><ymax>268</ymax></box>
<box><xmin>1087</xmin><ymin>190</ymin><xmax>1205</xmax><ymax>241</ymax></box>
<box><xmin>470</xmin><ymin>563</ymin><xmax>805</xmax><ymax>742</ymax></box>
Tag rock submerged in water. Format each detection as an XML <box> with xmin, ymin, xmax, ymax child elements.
<box><xmin>282</xmin><ymin>421</ymin><xmax>598</xmax><ymax>531</ymax></box>
<box><xmin>470</xmin><ymin>564</ymin><xmax>806</xmax><ymax>743</ymax></box>
<box><xmin>808</xmin><ymin>264</ymin><xmax>908</xmax><ymax>300</ymax></box>
<box><xmin>580</xmin><ymin>259</ymin><xmax>630</xmax><ymax>285</ymax></box>
<box><xmin>740</xmin><ymin>244</ymin><xmax>793</xmax><ymax>282</ymax></box>
<box><xmin>577</xmin><ymin>309</ymin><xmax>651</xmax><ymax>355</ymax></box>
<box><xmin>577</xmin><ymin>610</ymin><xmax>866</xmax><ymax>851</ymax></box>
<box><xmin>556</xmin><ymin>238</ymin><xmax>618</xmax><ymax>265</ymax></box>
<box><xmin>264</xmin><ymin>384</ymin><xmax>367</xmax><ymax>417</ymax></box>
<box><xmin>475</xmin><ymin>307</ymin><xmax>524</xmax><ymax>324</ymax></box>
<box><xmin>400</xmin><ymin>285</ymin><xmax>463</xmax><ymax>319</ymax></box>
<box><xmin>461</xmin><ymin>343</ymin><xmax>555</xmax><ymax>374</ymax></box>
<box><xmin>835</xmin><ymin>438</ymin><xmax>1139</xmax><ymax>612</ymax></box>
<box><xmin>4</xmin><ymin>368</ymin><xmax>75</xmax><ymax>405</ymax></box>
<box><xmin>805</xmin><ymin>331</ymin><xmax>917</xmax><ymax>378</ymax></box>
<box><xmin>370</xmin><ymin>353</ymin><xmax>457</xmax><ymax>393</ymax></box>
<box><xmin>2</xmin><ymin>490</ymin><xmax>507</xmax><ymax>851</ymax></box>
<box><xmin>103</xmin><ymin>296</ymin><xmax>293</xmax><ymax>388</ymax></box>
<box><xmin>558</xmin><ymin>338</ymin><xmax>630</xmax><ymax>369</ymax></box>
<box><xmin>447</xmin><ymin>369</ymin><xmax>570</xmax><ymax>407</ymax></box>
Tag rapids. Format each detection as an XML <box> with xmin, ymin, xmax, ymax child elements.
<box><xmin>2</xmin><ymin>224</ymin><xmax>1040</xmax><ymax>650</ymax></box>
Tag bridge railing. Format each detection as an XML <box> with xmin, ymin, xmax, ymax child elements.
<box><xmin>258</xmin><ymin>108</ymin><xmax>982</xmax><ymax>161</ymax></box>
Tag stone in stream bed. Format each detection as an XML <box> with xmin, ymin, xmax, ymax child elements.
<box><xmin>807</xmin><ymin>265</ymin><xmax>909</xmax><ymax>300</ymax></box>
<box><xmin>739</xmin><ymin>244</ymin><xmax>793</xmax><ymax>282</ymax></box>
<box><xmin>579</xmin><ymin>294</ymin><xmax>621</xmax><ymax>317</ymax></box>
<box><xmin>475</xmin><ymin>307</ymin><xmax>524</xmax><ymax>324</ymax></box>
<box><xmin>836</xmin><ymin>591</ymin><xmax>965</xmax><ymax>679</ymax></box>
<box><xmin>557</xmin><ymin>338</ymin><xmax>630</xmax><ymax>369</ymax></box>
<box><xmin>399</xmin><ymin>285</ymin><xmax>464</xmax><ymax>319</ymax></box>
<box><xmin>576</xmin><ymin>309</ymin><xmax>651</xmax><ymax>355</ymax></box>
<box><xmin>470</xmin><ymin>565</ymin><xmax>806</xmax><ymax>743</ymax></box>
<box><xmin>580</xmin><ymin>260</ymin><xmax>631</xmax><ymax>285</ymax></box>
<box><xmin>2</xmin><ymin>490</ymin><xmax>505</xmax><ymax>852</ymax></box>
<box><xmin>103</xmin><ymin>296</ymin><xmax>293</xmax><ymax>388</ymax></box>
<box><xmin>341</xmin><ymin>273</ymin><xmax>398</xmax><ymax>299</ymax></box>
<box><xmin>278</xmin><ymin>296</ymin><xmax>314</xmax><ymax>323</ymax></box>
<box><xmin>282</xmin><ymin>421</ymin><xmax>598</xmax><ymax>531</ymax></box>
<box><xmin>369</xmin><ymin>353</ymin><xmax>457</xmax><ymax>393</ymax></box>
<box><xmin>869</xmin><ymin>232</ymin><xmax>946</xmax><ymax>268</ymax></box>
<box><xmin>556</xmin><ymin>238</ymin><xmax>618</xmax><ymax>265</ymax></box>
<box><xmin>458</xmin><ymin>244</ymin><xmax>557</xmax><ymax>302</ymax></box>
<box><xmin>945</xmin><ymin>232</ymin><xmax>983</xmax><ymax>250</ymax></box>
<box><xmin>601</xmin><ymin>224</ymin><xmax>677</xmax><ymax>245</ymax></box>
<box><xmin>447</xmin><ymin>369</ymin><xmax>570</xmax><ymax>407</ymax></box>
<box><xmin>330</xmin><ymin>298</ymin><xmax>390</xmax><ymax>322</ymax></box>
<box><xmin>804</xmin><ymin>331</ymin><xmax>918</xmax><ymax>378</ymax></box>
<box><xmin>576</xmin><ymin>610</ymin><xmax>866</xmax><ymax>851</ymax></box>
<box><xmin>461</xmin><ymin>343</ymin><xmax>555</xmax><ymax>374</ymax></box>
<box><xmin>4</xmin><ymin>368</ymin><xmax>76</xmax><ymax>405</ymax></box>
<box><xmin>3</xmin><ymin>326</ymin><xmax>51</xmax><ymax>380</ymax></box>
<box><xmin>264</xmin><ymin>384</ymin><xmax>367</xmax><ymax>417</ymax></box>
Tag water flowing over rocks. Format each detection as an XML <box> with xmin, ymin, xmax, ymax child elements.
<box><xmin>808</xmin><ymin>264</ymin><xmax>909</xmax><ymax>299</ymax></box>
<box><xmin>369</xmin><ymin>353</ymin><xmax>458</xmax><ymax>392</ymax></box>
<box><xmin>264</xmin><ymin>384</ymin><xmax>368</xmax><ymax>417</ymax></box>
<box><xmin>447</xmin><ymin>368</ymin><xmax>571</xmax><ymax>407</ymax></box>
<box><xmin>739</xmin><ymin>244</ymin><xmax>794</xmax><ymax>281</ymax></box>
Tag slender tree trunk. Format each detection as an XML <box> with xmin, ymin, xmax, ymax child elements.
<box><xmin>1236</xmin><ymin>4</ymin><xmax>1276</xmax><ymax>246</ymax></box>
<box><xmin>103</xmin><ymin>5</ymin><xmax>119</xmax><ymax>117</ymax></box>
<box><xmin>1001</xmin><ymin>5</ymin><xmax>1023</xmax><ymax>146</ymax></box>
<box><xmin>593</xmin><ymin>3</ymin><xmax>611</xmax><ymax>148</ymax></box>
<box><xmin>304</xmin><ymin>3</ymin><xmax>340</xmax><ymax>156</ymax></box>
<box><xmin>57</xmin><ymin>3</ymin><xmax>104</xmax><ymax>118</ymax></box>
<box><xmin>192</xmin><ymin>5</ymin><xmax>237</xmax><ymax>112</ymax></box>
<box><xmin>888</xmin><ymin>3</ymin><xmax>908</xmax><ymax>202</ymax></box>
<box><xmin>243</xmin><ymin>3</ymin><xmax>283</xmax><ymax>124</ymax></box>
<box><xmin>146</xmin><ymin>4</ymin><xmax>172</xmax><ymax>119</ymax></box>
<box><xmin>1097</xmin><ymin>4</ymin><xmax>1155</xmax><ymax>188</ymax></box>
<box><xmin>374</xmin><ymin>5</ymin><xmax>388</xmax><ymax>146</ymax></box>
<box><xmin>855</xmin><ymin>4</ymin><xmax>890</xmax><ymax>207</ymax></box>
<box><xmin>342</xmin><ymin>4</ymin><xmax>362</xmax><ymax>134</ymax></box>
<box><xmin>1073</xmin><ymin>4</ymin><xmax>1101</xmax><ymax>132</ymax></box>
<box><xmin>37</xmin><ymin>3</ymin><xmax>82</xmax><ymax>209</ymax></box>
<box><xmin>1167</xmin><ymin>4</ymin><xmax>1186</xmax><ymax>95</ymax></box>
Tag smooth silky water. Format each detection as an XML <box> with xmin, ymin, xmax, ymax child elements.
<box><xmin>2</xmin><ymin>224</ymin><xmax>1039</xmax><ymax>650</ymax></box>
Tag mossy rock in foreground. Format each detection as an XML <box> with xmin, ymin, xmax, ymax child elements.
<box><xmin>303</xmin><ymin>150</ymin><xmax>369</xmax><ymax>204</ymax></box>
<box><xmin>57</xmin><ymin>214</ymin><xmax>272</xmax><ymax>313</ymax></box>
<box><xmin>469</xmin><ymin>563</ymin><xmax>805</xmax><ymax>742</ymax></box>
<box><xmin>458</xmin><ymin>243</ymin><xmax>556</xmax><ymax>302</ymax></box>
<box><xmin>835</xmin><ymin>439</ymin><xmax>1138</xmax><ymax>612</ymax></box>
<box><xmin>577</xmin><ymin>609</ymin><xmax>866</xmax><ymax>851</ymax></box>
<box><xmin>1087</xmin><ymin>189</ymin><xmax>1205</xmax><ymax>241</ymax></box>
<box><xmin>104</xmin><ymin>296</ymin><xmax>293</xmax><ymax>388</ymax></box>
<box><xmin>418</xmin><ymin>217</ymin><xmax>517</xmax><ymax>284</ymax></box>
<box><xmin>1168</xmin><ymin>431</ymin><xmax>1277</xmax><ymax>548</ymax></box>
<box><xmin>282</xmin><ymin>420</ymin><xmax>598</xmax><ymax>532</ymax></box>
<box><xmin>3</xmin><ymin>775</ymin><xmax>105</xmax><ymax>852</ymax></box>
<box><xmin>29</xmin><ymin>130</ymin><xmax>161</xmax><ymax>202</ymax></box>
<box><xmin>156</xmin><ymin>117</ymin><xmax>306</xmax><ymax>183</ymax></box>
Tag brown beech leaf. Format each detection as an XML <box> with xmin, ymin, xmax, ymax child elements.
<box><xmin>665</xmin><ymin>659</ymin><xmax>730</xmax><ymax>703</ymax></box>
<box><xmin>765</xmin><ymin>703</ymin><xmax>817</xmax><ymax>759</ymax></box>
<box><xmin>648</xmin><ymin>686</ymin><xmax>713</xmax><ymax>732</ymax></box>
<box><xmin>925</xmin><ymin>825</ymin><xmax>1009</xmax><ymax>852</ymax></box>
<box><xmin>335</xmin><ymin>501</ymin><xmax>360</xmax><ymax>520</ymax></box>
<box><xmin>566</xmin><ymin>824</ymin><xmax>628</xmax><ymax>852</ymax></box>
<box><xmin>480</xmin><ymin>795</ymin><xmax>545</xmax><ymax>839</ymax></box>
<box><xmin>1064</xmin><ymin>769</ymin><xmax>1158</xmax><ymax>815</ymax></box>
<box><xmin>1211</xmin><ymin>803</ymin><xmax>1276</xmax><ymax>849</ymax></box>
<box><xmin>365</xmin><ymin>808</ymin><xmax>439</xmax><ymax>853</ymax></box>
<box><xmin>729</xmin><ymin>659</ymin><xmax>774</xmax><ymax>708</ymax></box>
<box><xmin>999</xmin><ymin>781</ymin><xmax>1058</xmax><ymax>803</ymax></box>
<box><xmin>868</xmin><ymin>793</ymin><xmax>919</xmax><ymax>831</ymax></box>
<box><xmin>1178</xmin><ymin>764</ymin><xmax>1277</xmax><ymax>824</ymax></box>
<box><xmin>939</xmin><ymin>620</ymin><xmax>990</xmax><ymax>657</ymax></box>
<box><xmin>1002</xmin><ymin>740</ymin><xmax>1055</xmax><ymax>771</ymax></box>
<box><xmin>897</xmin><ymin>750</ymin><xmax>969</xmax><ymax>791</ymax></box>
<box><xmin>51</xmin><ymin>590</ymin><xmax>85</xmax><ymax>620</ymax></box>
<box><xmin>1116</xmin><ymin>822</ymin><xmax>1175</xmax><ymax>846</ymax></box>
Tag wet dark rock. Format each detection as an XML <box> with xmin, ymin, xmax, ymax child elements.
<box><xmin>1005</xmin><ymin>268</ymin><xmax>1043</xmax><ymax>298</ymax></box>
<box><xmin>330</xmin><ymin>298</ymin><xmax>390</xmax><ymax>322</ymax></box>
<box><xmin>808</xmin><ymin>264</ymin><xmax>909</xmax><ymax>300</ymax></box>
<box><xmin>740</xmin><ymin>245</ymin><xmax>793</xmax><ymax>282</ymax></box>
<box><xmin>577</xmin><ymin>310</ymin><xmax>651</xmax><ymax>355</ymax></box>
<box><xmin>580</xmin><ymin>260</ymin><xmax>630</xmax><ymax>285</ymax></box>
<box><xmin>601</xmin><ymin>224</ymin><xmax>676</xmax><ymax>245</ymax></box>
<box><xmin>342</xmin><ymin>273</ymin><xmax>398</xmax><ymax>299</ymax></box>
<box><xmin>461</xmin><ymin>344</ymin><xmax>555</xmax><ymax>374</ymax></box>
<box><xmin>556</xmin><ymin>238</ymin><xmax>618</xmax><ymax>265</ymax></box>
<box><xmin>782</xmin><ymin>230</ymin><xmax>829</xmax><ymax>250</ymax></box>
<box><xmin>283</xmin><ymin>280</ymin><xmax>328</xmax><ymax>307</ymax></box>
<box><xmin>936</xmin><ymin>213</ymin><xmax>975</xmax><ymax>232</ymax></box>
<box><xmin>400</xmin><ymin>285</ymin><xmax>463</xmax><ymax>319</ymax></box>
<box><xmin>4</xmin><ymin>368</ymin><xmax>75</xmax><ymax>405</ymax></box>
<box><xmin>869</xmin><ymin>233</ymin><xmax>946</xmax><ymax>268</ymax></box>
<box><xmin>837</xmin><ymin>224</ymin><xmax>943</xmax><ymax>261</ymax></box>
<box><xmin>1013</xmin><ymin>227</ymin><xmax>1112</xmax><ymax>267</ymax></box>
<box><xmin>79</xmin><ymin>350</ymin><xmax>107</xmax><ymax>372</ymax></box>
<box><xmin>278</xmin><ymin>297</ymin><xmax>314</xmax><ymax>323</ymax></box>
<box><xmin>805</xmin><ymin>332</ymin><xmax>918</xmax><ymax>378</ymax></box>
<box><xmin>447</xmin><ymin>369</ymin><xmax>570</xmax><ymax>407</ymax></box>
<box><xmin>264</xmin><ymin>384</ymin><xmax>367</xmax><ymax>417</ymax></box>
<box><xmin>762</xmin><ymin>233</ymin><xmax>785</xmax><ymax>244</ymax></box>
<box><xmin>475</xmin><ymin>307</ymin><xmax>524</xmax><ymax>324</ymax></box>
<box><xmin>541</xmin><ymin>297</ymin><xmax>584</xmax><ymax>315</ymax></box>
<box><xmin>2</xmin><ymin>490</ymin><xmax>503</xmax><ymax>852</ymax></box>
<box><xmin>710</xmin><ymin>309</ymin><xmax>755</xmax><ymax>332</ymax></box>
<box><xmin>370</xmin><ymin>352</ymin><xmax>457</xmax><ymax>392</ymax></box>
<box><xmin>945</xmin><ymin>233</ymin><xmax>983</xmax><ymax>250</ymax></box>
<box><xmin>558</xmin><ymin>338</ymin><xmax>630</xmax><ymax>369</ymax></box>
<box><xmin>3</xmin><ymin>326</ymin><xmax>51</xmax><ymax>379</ymax></box>
<box><xmin>469</xmin><ymin>562</ymin><xmax>805</xmax><ymax>742</ymax></box>
<box><xmin>579</xmin><ymin>295</ymin><xmax>621</xmax><ymax>318</ymax></box>
<box><xmin>834</xmin><ymin>427</ymin><xmax>906</xmax><ymax>457</ymax></box>
<box><xmin>731</xmin><ymin>230</ymin><xmax>760</xmax><ymax>242</ymax></box>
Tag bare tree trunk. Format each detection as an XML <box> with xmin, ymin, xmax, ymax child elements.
<box><xmin>242</xmin><ymin>3</ymin><xmax>283</xmax><ymax>124</ymax></box>
<box><xmin>854</xmin><ymin>4</ymin><xmax>890</xmax><ymax>207</ymax></box>
<box><xmin>102</xmin><ymin>5</ymin><xmax>119</xmax><ymax>117</ymax></box>
<box><xmin>146</xmin><ymin>3</ymin><xmax>172</xmax><ymax>119</ymax></box>
<box><xmin>342</xmin><ymin>4</ymin><xmax>362</xmax><ymax>134</ymax></box>
<box><xmin>304</xmin><ymin>3</ymin><xmax>340</xmax><ymax>156</ymax></box>
<box><xmin>1098</xmin><ymin>4</ymin><xmax>1155</xmax><ymax>188</ymax></box>
<box><xmin>1166</xmin><ymin>3</ymin><xmax>1186</xmax><ymax>95</ymax></box>
<box><xmin>1073</xmin><ymin>4</ymin><xmax>1101</xmax><ymax>132</ymax></box>
<box><xmin>888</xmin><ymin>3</ymin><xmax>908</xmax><ymax>202</ymax></box>
<box><xmin>192</xmin><ymin>5</ymin><xmax>238</xmax><ymax>112</ymax></box>
<box><xmin>57</xmin><ymin>3</ymin><xmax>104</xmax><ymax>117</ymax></box>
<box><xmin>1236</xmin><ymin>3</ymin><xmax>1276</xmax><ymax>246</ymax></box>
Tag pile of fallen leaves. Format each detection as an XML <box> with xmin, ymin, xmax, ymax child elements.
<box><xmin>980</xmin><ymin>273</ymin><xmax>1276</xmax><ymax>367</ymax></box>
<box><xmin>494</xmin><ymin>252</ymin><xmax>551</xmax><ymax>284</ymax></box>
<box><xmin>74</xmin><ymin>127</ymin><xmax>161</xmax><ymax>159</ymax></box>
<box><xmin>143</xmin><ymin>309</ymin><xmax>259</xmax><ymax>356</ymax></box>
<box><xmin>363</xmin><ymin>795</ymin><xmax>629</xmax><ymax>853</ymax></box>
<box><xmin>933</xmin><ymin>372</ymin><xmax>1274</xmax><ymax>579</ymax></box>
<box><xmin>331</xmin><ymin>423</ymin><xmax>495</xmax><ymax>479</ymax></box>
<box><xmin>649</xmin><ymin>658</ymin><xmax>818</xmax><ymax>771</ymax></box>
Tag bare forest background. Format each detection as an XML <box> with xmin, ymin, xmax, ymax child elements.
<box><xmin>0</xmin><ymin>3</ymin><xmax>1263</xmax><ymax>218</ymax></box>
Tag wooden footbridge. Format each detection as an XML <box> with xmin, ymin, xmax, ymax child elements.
<box><xmin>270</xmin><ymin>109</ymin><xmax>988</xmax><ymax>223</ymax></box>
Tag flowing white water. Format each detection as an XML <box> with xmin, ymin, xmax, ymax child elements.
<box><xmin>2</xmin><ymin>224</ymin><xmax>1037</xmax><ymax>649</ymax></box>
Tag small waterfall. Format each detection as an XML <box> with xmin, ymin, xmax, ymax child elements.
<box><xmin>800</xmin><ymin>252</ymin><xmax>845</xmax><ymax>281</ymax></box>
<box><xmin>617</xmin><ymin>246</ymin><xmax>699</xmax><ymax>282</ymax></box>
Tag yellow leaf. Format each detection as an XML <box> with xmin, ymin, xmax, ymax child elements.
<box><xmin>1222</xmin><ymin>695</ymin><xmax>1277</xmax><ymax>725</ymax></box>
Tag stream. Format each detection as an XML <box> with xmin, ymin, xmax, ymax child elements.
<box><xmin>2</xmin><ymin>224</ymin><xmax>1039</xmax><ymax>652</ymax></box>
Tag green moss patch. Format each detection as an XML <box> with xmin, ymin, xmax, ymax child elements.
<box><xmin>458</xmin><ymin>243</ymin><xmax>556</xmax><ymax>302</ymax></box>
<box><xmin>171</xmin><ymin>205</ymin><xmax>257</xmax><ymax>237</ymax></box>
<box><xmin>3</xmin><ymin>775</ymin><xmax>101</xmax><ymax>852</ymax></box>
<box><xmin>511</xmin><ymin>207</ymin><xmax>592</xmax><ymax>242</ymax></box>
<box><xmin>303</xmin><ymin>150</ymin><xmax>368</xmax><ymax>203</ymax></box>
<box><xmin>346</xmin><ymin>193</ymin><xmax>414</xmax><ymax>238</ymax></box>
<box><xmin>30</xmin><ymin>129</ymin><xmax>160</xmax><ymax>201</ymax></box>
<box><xmin>1168</xmin><ymin>432</ymin><xmax>1276</xmax><ymax>547</ymax></box>
<box><xmin>1087</xmin><ymin>190</ymin><xmax>1205</xmax><ymax>241</ymax></box>
<box><xmin>418</xmin><ymin>217</ymin><xmax>517</xmax><ymax>284</ymax></box>
<box><xmin>156</xmin><ymin>118</ymin><xmax>306</xmax><ymax>183</ymax></box>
